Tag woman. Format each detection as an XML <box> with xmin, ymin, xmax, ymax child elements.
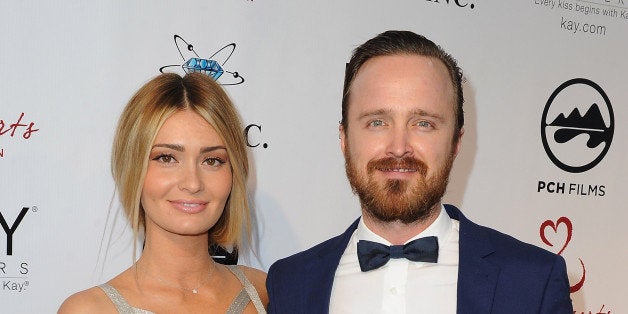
<box><xmin>59</xmin><ymin>73</ymin><xmax>267</xmax><ymax>313</ymax></box>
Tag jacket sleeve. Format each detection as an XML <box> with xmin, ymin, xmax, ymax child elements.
<box><xmin>540</xmin><ymin>255</ymin><xmax>573</xmax><ymax>314</ymax></box>
<box><xmin>266</xmin><ymin>262</ymin><xmax>280</xmax><ymax>314</ymax></box>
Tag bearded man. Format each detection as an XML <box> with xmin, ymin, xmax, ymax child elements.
<box><xmin>266</xmin><ymin>30</ymin><xmax>572</xmax><ymax>314</ymax></box>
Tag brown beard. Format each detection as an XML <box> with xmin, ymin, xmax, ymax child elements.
<box><xmin>345</xmin><ymin>146</ymin><xmax>455</xmax><ymax>224</ymax></box>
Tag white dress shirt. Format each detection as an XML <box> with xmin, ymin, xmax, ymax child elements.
<box><xmin>329</xmin><ymin>205</ymin><xmax>459</xmax><ymax>314</ymax></box>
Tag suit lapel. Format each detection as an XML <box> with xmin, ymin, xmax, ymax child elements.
<box><xmin>445</xmin><ymin>205</ymin><xmax>500</xmax><ymax>314</ymax></box>
<box><xmin>305</xmin><ymin>219</ymin><xmax>360</xmax><ymax>313</ymax></box>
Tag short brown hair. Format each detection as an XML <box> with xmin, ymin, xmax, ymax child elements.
<box><xmin>341</xmin><ymin>30</ymin><xmax>464</xmax><ymax>137</ymax></box>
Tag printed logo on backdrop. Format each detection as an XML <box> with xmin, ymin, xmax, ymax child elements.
<box><xmin>0</xmin><ymin>113</ymin><xmax>40</xmax><ymax>159</ymax></box>
<box><xmin>532</xmin><ymin>0</ymin><xmax>628</xmax><ymax>37</ymax></box>
<box><xmin>541</xmin><ymin>78</ymin><xmax>614</xmax><ymax>173</ymax></box>
<box><xmin>160</xmin><ymin>35</ymin><xmax>245</xmax><ymax>85</ymax></box>
<box><xmin>160</xmin><ymin>35</ymin><xmax>269</xmax><ymax>149</ymax></box>
<box><xmin>1</xmin><ymin>206</ymin><xmax>36</xmax><ymax>294</ymax></box>
<box><xmin>425</xmin><ymin>0</ymin><xmax>476</xmax><ymax>9</ymax></box>
<box><xmin>539</xmin><ymin>217</ymin><xmax>613</xmax><ymax>313</ymax></box>
<box><xmin>539</xmin><ymin>217</ymin><xmax>585</xmax><ymax>293</ymax></box>
<box><xmin>537</xmin><ymin>79</ymin><xmax>615</xmax><ymax>312</ymax></box>
<box><xmin>538</xmin><ymin>78</ymin><xmax>613</xmax><ymax>197</ymax></box>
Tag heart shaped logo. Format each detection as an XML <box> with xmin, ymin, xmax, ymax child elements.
<box><xmin>540</xmin><ymin>217</ymin><xmax>572</xmax><ymax>255</ymax></box>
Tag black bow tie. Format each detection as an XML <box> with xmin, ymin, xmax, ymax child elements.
<box><xmin>357</xmin><ymin>236</ymin><xmax>439</xmax><ymax>272</ymax></box>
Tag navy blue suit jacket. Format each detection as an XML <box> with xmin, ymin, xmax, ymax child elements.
<box><xmin>266</xmin><ymin>205</ymin><xmax>572</xmax><ymax>313</ymax></box>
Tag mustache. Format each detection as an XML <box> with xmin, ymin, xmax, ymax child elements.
<box><xmin>367</xmin><ymin>156</ymin><xmax>427</xmax><ymax>176</ymax></box>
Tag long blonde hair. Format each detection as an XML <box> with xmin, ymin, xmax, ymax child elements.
<box><xmin>111</xmin><ymin>72</ymin><xmax>250</xmax><ymax>250</ymax></box>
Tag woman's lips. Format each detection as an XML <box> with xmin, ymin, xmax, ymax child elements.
<box><xmin>169</xmin><ymin>200</ymin><xmax>208</xmax><ymax>214</ymax></box>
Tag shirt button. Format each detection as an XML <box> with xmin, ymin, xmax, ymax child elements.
<box><xmin>390</xmin><ymin>287</ymin><xmax>398</xmax><ymax>295</ymax></box>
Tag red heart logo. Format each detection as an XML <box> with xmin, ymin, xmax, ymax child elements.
<box><xmin>540</xmin><ymin>217</ymin><xmax>572</xmax><ymax>255</ymax></box>
<box><xmin>570</xmin><ymin>258</ymin><xmax>586</xmax><ymax>293</ymax></box>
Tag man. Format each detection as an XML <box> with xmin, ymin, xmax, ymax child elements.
<box><xmin>266</xmin><ymin>30</ymin><xmax>572</xmax><ymax>313</ymax></box>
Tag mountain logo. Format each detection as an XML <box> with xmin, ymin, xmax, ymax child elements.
<box><xmin>541</xmin><ymin>78</ymin><xmax>614</xmax><ymax>173</ymax></box>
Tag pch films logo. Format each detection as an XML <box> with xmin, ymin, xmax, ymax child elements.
<box><xmin>537</xmin><ymin>78</ymin><xmax>614</xmax><ymax>197</ymax></box>
<box><xmin>159</xmin><ymin>35</ymin><xmax>269</xmax><ymax>150</ymax></box>
<box><xmin>1</xmin><ymin>206</ymin><xmax>35</xmax><ymax>294</ymax></box>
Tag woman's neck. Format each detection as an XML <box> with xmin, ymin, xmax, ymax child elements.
<box><xmin>138</xmin><ymin>230</ymin><xmax>215</xmax><ymax>284</ymax></box>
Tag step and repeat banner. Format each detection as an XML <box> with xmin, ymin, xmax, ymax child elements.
<box><xmin>1</xmin><ymin>1</ymin><xmax>625</xmax><ymax>312</ymax></box>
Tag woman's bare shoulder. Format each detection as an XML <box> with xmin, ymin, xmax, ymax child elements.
<box><xmin>58</xmin><ymin>286</ymin><xmax>115</xmax><ymax>314</ymax></box>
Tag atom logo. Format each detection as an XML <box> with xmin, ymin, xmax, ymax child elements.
<box><xmin>160</xmin><ymin>35</ymin><xmax>244</xmax><ymax>85</ymax></box>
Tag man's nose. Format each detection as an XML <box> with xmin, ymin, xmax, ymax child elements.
<box><xmin>386</xmin><ymin>127</ymin><xmax>412</xmax><ymax>158</ymax></box>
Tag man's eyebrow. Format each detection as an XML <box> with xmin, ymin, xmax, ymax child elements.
<box><xmin>411</xmin><ymin>109</ymin><xmax>445</xmax><ymax>122</ymax></box>
<box><xmin>357</xmin><ymin>108</ymin><xmax>445</xmax><ymax>121</ymax></box>
<box><xmin>357</xmin><ymin>109</ymin><xmax>390</xmax><ymax>120</ymax></box>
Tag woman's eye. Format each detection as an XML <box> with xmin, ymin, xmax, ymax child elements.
<box><xmin>204</xmin><ymin>157</ymin><xmax>226</xmax><ymax>167</ymax></box>
<box><xmin>153</xmin><ymin>154</ymin><xmax>176</xmax><ymax>163</ymax></box>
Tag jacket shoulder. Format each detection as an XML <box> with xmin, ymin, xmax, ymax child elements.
<box><xmin>473</xmin><ymin>220</ymin><xmax>560</xmax><ymax>266</ymax></box>
<box><xmin>447</xmin><ymin>204</ymin><xmax>559</xmax><ymax>265</ymax></box>
<box><xmin>451</xmin><ymin>205</ymin><xmax>572</xmax><ymax>312</ymax></box>
<box><xmin>266</xmin><ymin>224</ymin><xmax>356</xmax><ymax>313</ymax></box>
<box><xmin>268</xmin><ymin>229</ymin><xmax>348</xmax><ymax>276</ymax></box>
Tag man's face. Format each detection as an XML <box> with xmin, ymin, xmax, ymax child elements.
<box><xmin>341</xmin><ymin>54</ymin><xmax>462</xmax><ymax>224</ymax></box>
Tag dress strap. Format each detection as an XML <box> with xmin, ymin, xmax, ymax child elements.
<box><xmin>225</xmin><ymin>265</ymin><xmax>267</xmax><ymax>314</ymax></box>
<box><xmin>98</xmin><ymin>283</ymin><xmax>153</xmax><ymax>314</ymax></box>
<box><xmin>227</xmin><ymin>289</ymin><xmax>251</xmax><ymax>313</ymax></box>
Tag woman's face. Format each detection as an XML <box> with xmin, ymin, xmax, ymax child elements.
<box><xmin>141</xmin><ymin>109</ymin><xmax>232</xmax><ymax>237</ymax></box>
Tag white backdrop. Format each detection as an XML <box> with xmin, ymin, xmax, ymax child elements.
<box><xmin>1</xmin><ymin>1</ymin><xmax>626</xmax><ymax>312</ymax></box>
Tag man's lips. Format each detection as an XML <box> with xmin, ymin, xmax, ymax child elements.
<box><xmin>377</xmin><ymin>167</ymin><xmax>418</xmax><ymax>173</ymax></box>
<box><xmin>169</xmin><ymin>200</ymin><xmax>208</xmax><ymax>214</ymax></box>
<box><xmin>377</xmin><ymin>167</ymin><xmax>419</xmax><ymax>179</ymax></box>
<box><xmin>368</xmin><ymin>156</ymin><xmax>426</xmax><ymax>178</ymax></box>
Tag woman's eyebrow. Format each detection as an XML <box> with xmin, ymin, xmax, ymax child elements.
<box><xmin>151</xmin><ymin>143</ymin><xmax>184</xmax><ymax>151</ymax></box>
<box><xmin>200</xmin><ymin>146</ymin><xmax>227</xmax><ymax>154</ymax></box>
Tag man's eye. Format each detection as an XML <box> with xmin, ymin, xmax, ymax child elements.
<box><xmin>369</xmin><ymin>120</ymin><xmax>384</xmax><ymax>127</ymax></box>
<box><xmin>417</xmin><ymin>121</ymin><xmax>432</xmax><ymax>128</ymax></box>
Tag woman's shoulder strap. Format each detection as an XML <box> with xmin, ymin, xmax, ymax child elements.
<box><xmin>98</xmin><ymin>283</ymin><xmax>153</xmax><ymax>314</ymax></box>
<box><xmin>225</xmin><ymin>265</ymin><xmax>266</xmax><ymax>314</ymax></box>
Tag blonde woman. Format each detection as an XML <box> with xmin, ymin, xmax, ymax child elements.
<box><xmin>59</xmin><ymin>73</ymin><xmax>267</xmax><ymax>313</ymax></box>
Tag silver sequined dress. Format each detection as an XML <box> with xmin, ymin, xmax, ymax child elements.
<box><xmin>98</xmin><ymin>265</ymin><xmax>266</xmax><ymax>314</ymax></box>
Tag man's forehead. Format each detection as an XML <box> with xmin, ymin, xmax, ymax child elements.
<box><xmin>356</xmin><ymin>54</ymin><xmax>446</xmax><ymax>78</ymax></box>
<box><xmin>352</xmin><ymin>55</ymin><xmax>452</xmax><ymax>91</ymax></box>
<box><xmin>348</xmin><ymin>55</ymin><xmax>455</xmax><ymax>111</ymax></box>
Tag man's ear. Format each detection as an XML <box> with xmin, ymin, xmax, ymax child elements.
<box><xmin>339</xmin><ymin>124</ymin><xmax>346</xmax><ymax>155</ymax></box>
<box><xmin>453</xmin><ymin>128</ymin><xmax>464</xmax><ymax>158</ymax></box>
